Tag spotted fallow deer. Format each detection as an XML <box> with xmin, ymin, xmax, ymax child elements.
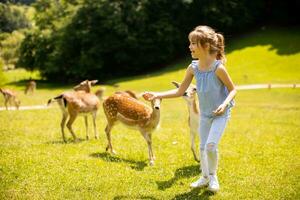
<box><xmin>24</xmin><ymin>80</ymin><xmax>36</xmax><ymax>95</ymax></box>
<box><xmin>47</xmin><ymin>80</ymin><xmax>102</xmax><ymax>142</ymax></box>
<box><xmin>115</xmin><ymin>90</ymin><xmax>139</xmax><ymax>99</ymax></box>
<box><xmin>103</xmin><ymin>93</ymin><xmax>161</xmax><ymax>166</ymax></box>
<box><xmin>0</xmin><ymin>88</ymin><xmax>20</xmax><ymax>110</ymax></box>
<box><xmin>172</xmin><ymin>81</ymin><xmax>199</xmax><ymax>162</ymax></box>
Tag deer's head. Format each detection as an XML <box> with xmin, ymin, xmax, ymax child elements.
<box><xmin>171</xmin><ymin>81</ymin><xmax>197</xmax><ymax>102</ymax></box>
<box><xmin>73</xmin><ymin>80</ymin><xmax>98</xmax><ymax>93</ymax></box>
<box><xmin>142</xmin><ymin>93</ymin><xmax>161</xmax><ymax>110</ymax></box>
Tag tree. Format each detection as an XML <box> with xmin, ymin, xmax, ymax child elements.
<box><xmin>0</xmin><ymin>31</ymin><xmax>24</xmax><ymax>69</ymax></box>
<box><xmin>17</xmin><ymin>29</ymin><xmax>54</xmax><ymax>72</ymax></box>
<box><xmin>0</xmin><ymin>0</ymin><xmax>36</xmax><ymax>4</ymax></box>
<box><xmin>19</xmin><ymin>0</ymin><xmax>292</xmax><ymax>83</ymax></box>
<box><xmin>19</xmin><ymin>0</ymin><xmax>191</xmax><ymax>82</ymax></box>
<box><xmin>0</xmin><ymin>58</ymin><xmax>6</xmax><ymax>85</ymax></box>
<box><xmin>0</xmin><ymin>3</ymin><xmax>32</xmax><ymax>33</ymax></box>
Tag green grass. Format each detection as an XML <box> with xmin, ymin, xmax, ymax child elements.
<box><xmin>0</xmin><ymin>89</ymin><xmax>299</xmax><ymax>200</ymax></box>
<box><xmin>0</xmin><ymin>27</ymin><xmax>300</xmax><ymax>199</ymax></box>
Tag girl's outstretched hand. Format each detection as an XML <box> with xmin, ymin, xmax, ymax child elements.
<box><xmin>213</xmin><ymin>104</ymin><xmax>227</xmax><ymax>116</ymax></box>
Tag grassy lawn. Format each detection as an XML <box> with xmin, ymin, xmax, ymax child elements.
<box><xmin>0</xmin><ymin>27</ymin><xmax>299</xmax><ymax>199</ymax></box>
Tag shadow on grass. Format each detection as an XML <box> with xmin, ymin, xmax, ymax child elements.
<box><xmin>113</xmin><ymin>189</ymin><xmax>215</xmax><ymax>200</ymax></box>
<box><xmin>5</xmin><ymin>78</ymin><xmax>120</xmax><ymax>90</ymax></box>
<box><xmin>113</xmin><ymin>195</ymin><xmax>158</xmax><ymax>200</ymax></box>
<box><xmin>5</xmin><ymin>79</ymin><xmax>69</xmax><ymax>89</ymax></box>
<box><xmin>90</xmin><ymin>152</ymin><xmax>147</xmax><ymax>171</ymax></box>
<box><xmin>226</xmin><ymin>26</ymin><xmax>300</xmax><ymax>56</ymax></box>
<box><xmin>156</xmin><ymin>164</ymin><xmax>200</xmax><ymax>191</ymax></box>
<box><xmin>46</xmin><ymin>138</ymin><xmax>86</xmax><ymax>145</ymax></box>
<box><xmin>172</xmin><ymin>188</ymin><xmax>215</xmax><ymax>200</ymax></box>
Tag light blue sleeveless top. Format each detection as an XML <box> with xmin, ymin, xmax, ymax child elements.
<box><xmin>191</xmin><ymin>60</ymin><xmax>234</xmax><ymax>118</ymax></box>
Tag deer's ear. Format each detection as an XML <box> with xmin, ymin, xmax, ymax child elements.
<box><xmin>77</xmin><ymin>80</ymin><xmax>87</xmax><ymax>86</ymax></box>
<box><xmin>90</xmin><ymin>80</ymin><xmax>98</xmax><ymax>85</ymax></box>
<box><xmin>142</xmin><ymin>93</ymin><xmax>153</xmax><ymax>101</ymax></box>
<box><xmin>171</xmin><ymin>81</ymin><xmax>180</xmax><ymax>88</ymax></box>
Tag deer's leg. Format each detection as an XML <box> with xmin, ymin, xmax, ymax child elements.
<box><xmin>4</xmin><ymin>98</ymin><xmax>8</xmax><ymax>110</ymax></box>
<box><xmin>66</xmin><ymin>113</ymin><xmax>78</xmax><ymax>142</ymax></box>
<box><xmin>60</xmin><ymin>111</ymin><xmax>68</xmax><ymax>143</ymax></box>
<box><xmin>190</xmin><ymin>130</ymin><xmax>199</xmax><ymax>162</ymax></box>
<box><xmin>13</xmin><ymin>97</ymin><xmax>19</xmax><ymax>110</ymax></box>
<box><xmin>84</xmin><ymin>116</ymin><xmax>89</xmax><ymax>140</ymax></box>
<box><xmin>141</xmin><ymin>131</ymin><xmax>155</xmax><ymax>166</ymax></box>
<box><xmin>105</xmin><ymin>122</ymin><xmax>116</xmax><ymax>154</ymax></box>
<box><xmin>92</xmin><ymin>111</ymin><xmax>99</xmax><ymax>139</ymax></box>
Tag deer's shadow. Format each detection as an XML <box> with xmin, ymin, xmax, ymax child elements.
<box><xmin>113</xmin><ymin>195</ymin><xmax>158</xmax><ymax>200</ymax></box>
<box><xmin>90</xmin><ymin>152</ymin><xmax>147</xmax><ymax>171</ymax></box>
<box><xmin>46</xmin><ymin>138</ymin><xmax>86</xmax><ymax>145</ymax></box>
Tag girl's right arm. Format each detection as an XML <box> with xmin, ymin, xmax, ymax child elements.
<box><xmin>144</xmin><ymin>65</ymin><xmax>194</xmax><ymax>100</ymax></box>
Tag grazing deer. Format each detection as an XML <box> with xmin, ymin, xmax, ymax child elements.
<box><xmin>172</xmin><ymin>81</ymin><xmax>199</xmax><ymax>162</ymax></box>
<box><xmin>95</xmin><ymin>88</ymin><xmax>106</xmax><ymax>101</ymax></box>
<box><xmin>47</xmin><ymin>80</ymin><xmax>102</xmax><ymax>142</ymax></box>
<box><xmin>103</xmin><ymin>93</ymin><xmax>161</xmax><ymax>166</ymax></box>
<box><xmin>0</xmin><ymin>88</ymin><xmax>21</xmax><ymax>110</ymax></box>
<box><xmin>24</xmin><ymin>80</ymin><xmax>36</xmax><ymax>95</ymax></box>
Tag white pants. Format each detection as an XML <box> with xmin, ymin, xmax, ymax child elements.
<box><xmin>199</xmin><ymin>115</ymin><xmax>229</xmax><ymax>176</ymax></box>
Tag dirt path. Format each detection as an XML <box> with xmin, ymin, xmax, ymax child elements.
<box><xmin>0</xmin><ymin>104</ymin><xmax>49</xmax><ymax>111</ymax></box>
<box><xmin>0</xmin><ymin>83</ymin><xmax>299</xmax><ymax>111</ymax></box>
<box><xmin>236</xmin><ymin>83</ymin><xmax>299</xmax><ymax>90</ymax></box>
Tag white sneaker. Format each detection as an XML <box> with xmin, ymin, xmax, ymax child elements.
<box><xmin>190</xmin><ymin>176</ymin><xmax>209</xmax><ymax>188</ymax></box>
<box><xmin>207</xmin><ymin>175</ymin><xmax>220</xmax><ymax>192</ymax></box>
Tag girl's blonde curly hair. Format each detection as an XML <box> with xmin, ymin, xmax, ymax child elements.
<box><xmin>188</xmin><ymin>25</ymin><xmax>226</xmax><ymax>64</ymax></box>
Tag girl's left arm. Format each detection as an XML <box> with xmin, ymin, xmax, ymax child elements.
<box><xmin>213</xmin><ymin>64</ymin><xmax>237</xmax><ymax>115</ymax></box>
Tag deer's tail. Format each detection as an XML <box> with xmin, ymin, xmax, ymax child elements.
<box><xmin>47</xmin><ymin>95</ymin><xmax>67</xmax><ymax>107</ymax></box>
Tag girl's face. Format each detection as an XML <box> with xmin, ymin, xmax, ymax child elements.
<box><xmin>189</xmin><ymin>40</ymin><xmax>206</xmax><ymax>59</ymax></box>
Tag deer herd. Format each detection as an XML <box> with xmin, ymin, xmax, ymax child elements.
<box><xmin>1</xmin><ymin>79</ymin><xmax>200</xmax><ymax>166</ymax></box>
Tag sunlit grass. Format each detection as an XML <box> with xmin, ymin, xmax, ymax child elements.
<box><xmin>1</xmin><ymin>68</ymin><xmax>40</xmax><ymax>87</ymax></box>
<box><xmin>0</xmin><ymin>88</ymin><xmax>299</xmax><ymax>199</ymax></box>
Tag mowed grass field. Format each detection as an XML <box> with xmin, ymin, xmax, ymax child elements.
<box><xmin>0</xmin><ymin>27</ymin><xmax>299</xmax><ymax>199</ymax></box>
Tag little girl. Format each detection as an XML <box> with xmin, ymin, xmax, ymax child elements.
<box><xmin>144</xmin><ymin>25</ymin><xmax>236</xmax><ymax>192</ymax></box>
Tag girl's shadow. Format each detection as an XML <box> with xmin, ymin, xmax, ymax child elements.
<box><xmin>172</xmin><ymin>188</ymin><xmax>215</xmax><ymax>200</ymax></box>
<box><xmin>90</xmin><ymin>152</ymin><xmax>147</xmax><ymax>171</ymax></box>
<box><xmin>156</xmin><ymin>164</ymin><xmax>200</xmax><ymax>190</ymax></box>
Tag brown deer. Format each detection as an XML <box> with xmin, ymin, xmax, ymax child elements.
<box><xmin>172</xmin><ymin>81</ymin><xmax>199</xmax><ymax>162</ymax></box>
<box><xmin>0</xmin><ymin>88</ymin><xmax>20</xmax><ymax>110</ymax></box>
<box><xmin>103</xmin><ymin>93</ymin><xmax>161</xmax><ymax>166</ymax></box>
<box><xmin>47</xmin><ymin>80</ymin><xmax>102</xmax><ymax>142</ymax></box>
<box><xmin>24</xmin><ymin>80</ymin><xmax>36</xmax><ymax>95</ymax></box>
<box><xmin>115</xmin><ymin>90</ymin><xmax>139</xmax><ymax>99</ymax></box>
